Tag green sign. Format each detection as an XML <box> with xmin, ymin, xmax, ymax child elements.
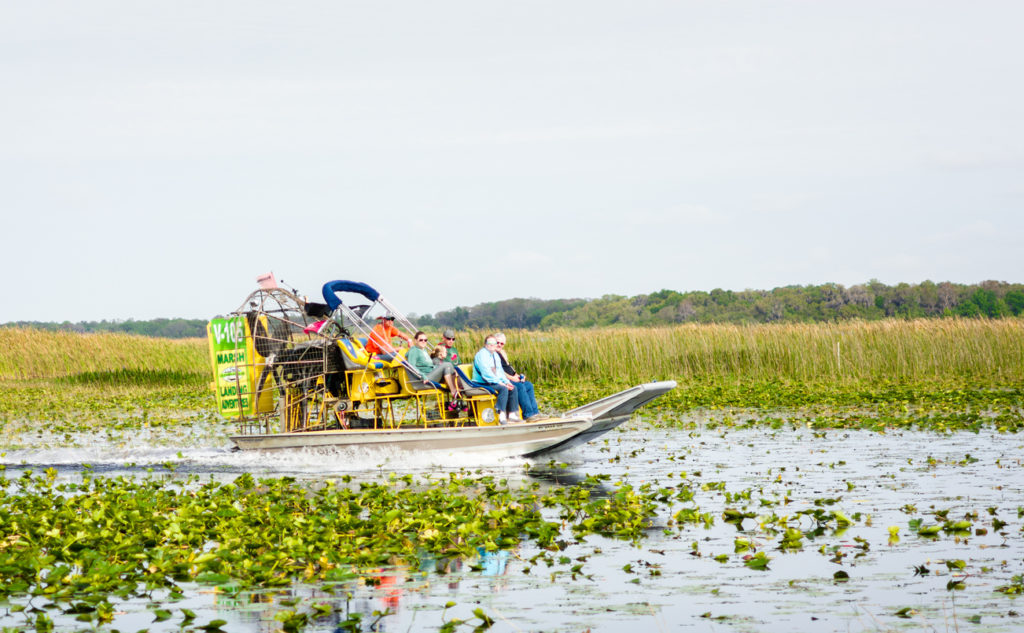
<box><xmin>208</xmin><ymin>317</ymin><xmax>254</xmax><ymax>417</ymax></box>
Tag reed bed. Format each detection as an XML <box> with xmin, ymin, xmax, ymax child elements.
<box><xmin>2</xmin><ymin>319</ymin><xmax>1021</xmax><ymax>388</ymax></box>
<box><xmin>0</xmin><ymin>327</ymin><xmax>208</xmax><ymax>380</ymax></box>
<box><xmin>484</xmin><ymin>318</ymin><xmax>1024</xmax><ymax>387</ymax></box>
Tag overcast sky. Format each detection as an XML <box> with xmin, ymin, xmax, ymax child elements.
<box><xmin>2</xmin><ymin>1</ymin><xmax>1022</xmax><ymax>322</ymax></box>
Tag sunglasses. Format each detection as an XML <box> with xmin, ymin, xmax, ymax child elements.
<box><xmin>416</xmin><ymin>338</ymin><xmax>428</xmax><ymax>342</ymax></box>
<box><xmin>496</xmin><ymin>342</ymin><xmax>505</xmax><ymax>346</ymax></box>
<box><xmin>444</xmin><ymin>336</ymin><xmax>455</xmax><ymax>341</ymax></box>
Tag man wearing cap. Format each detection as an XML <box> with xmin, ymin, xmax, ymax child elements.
<box><xmin>364</xmin><ymin>314</ymin><xmax>411</xmax><ymax>361</ymax></box>
<box><xmin>440</xmin><ymin>329</ymin><xmax>459</xmax><ymax>364</ymax></box>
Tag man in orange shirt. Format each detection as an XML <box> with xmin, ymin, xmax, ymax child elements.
<box><xmin>364</xmin><ymin>314</ymin><xmax>411</xmax><ymax>361</ymax></box>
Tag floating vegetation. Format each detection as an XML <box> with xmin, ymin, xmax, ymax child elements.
<box><xmin>0</xmin><ymin>469</ymin><xmax>704</xmax><ymax>631</ymax></box>
<box><xmin>996</xmin><ymin>575</ymin><xmax>1024</xmax><ymax>595</ymax></box>
<box><xmin>2</xmin><ymin>324</ymin><xmax>1024</xmax><ymax>631</ymax></box>
<box><xmin>2</xmin><ymin>427</ymin><xmax>1020</xmax><ymax>632</ymax></box>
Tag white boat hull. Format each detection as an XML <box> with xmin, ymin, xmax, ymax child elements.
<box><xmin>528</xmin><ymin>381</ymin><xmax>678</xmax><ymax>455</ymax></box>
<box><xmin>229</xmin><ymin>381</ymin><xmax>675</xmax><ymax>458</ymax></box>
<box><xmin>230</xmin><ymin>417</ymin><xmax>594</xmax><ymax>458</ymax></box>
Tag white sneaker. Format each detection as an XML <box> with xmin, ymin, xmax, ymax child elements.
<box><xmin>508</xmin><ymin>412</ymin><xmax>521</xmax><ymax>422</ymax></box>
<box><xmin>498</xmin><ymin>412</ymin><xmax>507</xmax><ymax>425</ymax></box>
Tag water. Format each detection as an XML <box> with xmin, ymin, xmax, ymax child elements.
<box><xmin>2</xmin><ymin>415</ymin><xmax>1023</xmax><ymax>632</ymax></box>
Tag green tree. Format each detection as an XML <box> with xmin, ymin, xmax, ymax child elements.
<box><xmin>1005</xmin><ymin>290</ymin><xmax>1024</xmax><ymax>316</ymax></box>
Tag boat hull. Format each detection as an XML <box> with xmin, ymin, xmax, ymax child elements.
<box><xmin>230</xmin><ymin>418</ymin><xmax>594</xmax><ymax>458</ymax></box>
<box><xmin>527</xmin><ymin>381</ymin><xmax>678</xmax><ymax>456</ymax></box>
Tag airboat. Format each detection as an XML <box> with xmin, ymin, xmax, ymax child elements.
<box><xmin>207</xmin><ymin>275</ymin><xmax>675</xmax><ymax>457</ymax></box>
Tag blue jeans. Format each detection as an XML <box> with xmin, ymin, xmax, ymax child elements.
<box><xmin>514</xmin><ymin>380</ymin><xmax>539</xmax><ymax>418</ymax></box>
<box><xmin>493</xmin><ymin>383</ymin><xmax>520</xmax><ymax>414</ymax></box>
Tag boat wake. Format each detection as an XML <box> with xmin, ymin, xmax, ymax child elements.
<box><xmin>0</xmin><ymin>442</ymin><xmax>553</xmax><ymax>479</ymax></box>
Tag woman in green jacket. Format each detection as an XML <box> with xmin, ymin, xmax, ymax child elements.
<box><xmin>407</xmin><ymin>331</ymin><xmax>464</xmax><ymax>411</ymax></box>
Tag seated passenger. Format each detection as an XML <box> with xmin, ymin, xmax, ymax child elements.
<box><xmin>473</xmin><ymin>335</ymin><xmax>520</xmax><ymax>424</ymax></box>
<box><xmin>430</xmin><ymin>344</ymin><xmax>448</xmax><ymax>364</ymax></box>
<box><xmin>364</xmin><ymin>314</ymin><xmax>411</xmax><ymax>361</ymax></box>
<box><xmin>407</xmin><ymin>331</ymin><xmax>464</xmax><ymax>412</ymax></box>
<box><xmin>494</xmin><ymin>332</ymin><xmax>545</xmax><ymax>421</ymax></box>
<box><xmin>440</xmin><ymin>329</ymin><xmax>460</xmax><ymax>363</ymax></box>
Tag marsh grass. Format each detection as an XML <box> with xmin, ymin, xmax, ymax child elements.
<box><xmin>2</xmin><ymin>319</ymin><xmax>1021</xmax><ymax>413</ymax></box>
<box><xmin>57</xmin><ymin>368</ymin><xmax>207</xmax><ymax>387</ymax></box>
<box><xmin>0</xmin><ymin>328</ymin><xmax>207</xmax><ymax>383</ymax></box>
<box><xmin>488</xmin><ymin>318</ymin><xmax>1024</xmax><ymax>387</ymax></box>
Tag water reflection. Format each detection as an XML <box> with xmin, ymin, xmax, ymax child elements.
<box><xmin>525</xmin><ymin>464</ymin><xmax>614</xmax><ymax>497</ymax></box>
<box><xmin>196</xmin><ymin>548</ymin><xmax>519</xmax><ymax>633</ymax></box>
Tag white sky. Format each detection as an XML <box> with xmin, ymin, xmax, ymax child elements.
<box><xmin>2</xmin><ymin>1</ymin><xmax>1022</xmax><ymax>321</ymax></box>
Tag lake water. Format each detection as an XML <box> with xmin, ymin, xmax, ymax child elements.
<box><xmin>2</xmin><ymin>412</ymin><xmax>1023</xmax><ymax>632</ymax></box>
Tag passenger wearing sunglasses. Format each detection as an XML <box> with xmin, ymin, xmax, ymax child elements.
<box><xmin>407</xmin><ymin>331</ymin><xmax>464</xmax><ymax>411</ymax></box>
<box><xmin>364</xmin><ymin>314</ymin><xmax>411</xmax><ymax>361</ymax></box>
<box><xmin>493</xmin><ymin>332</ymin><xmax>545</xmax><ymax>421</ymax></box>
<box><xmin>473</xmin><ymin>336</ymin><xmax>521</xmax><ymax>424</ymax></box>
<box><xmin>439</xmin><ymin>328</ymin><xmax>459</xmax><ymax>364</ymax></box>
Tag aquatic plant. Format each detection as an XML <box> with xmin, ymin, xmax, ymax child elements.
<box><xmin>2</xmin><ymin>322</ymin><xmax>1024</xmax><ymax>630</ymax></box>
<box><xmin>996</xmin><ymin>575</ymin><xmax>1024</xmax><ymax>595</ymax></box>
<box><xmin>0</xmin><ymin>470</ymin><xmax>680</xmax><ymax>631</ymax></box>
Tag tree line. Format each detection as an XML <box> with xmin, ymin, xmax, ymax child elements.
<box><xmin>3</xmin><ymin>318</ymin><xmax>208</xmax><ymax>339</ymax></box>
<box><xmin>5</xmin><ymin>280</ymin><xmax>1022</xmax><ymax>338</ymax></box>
<box><xmin>414</xmin><ymin>280</ymin><xmax>1024</xmax><ymax>329</ymax></box>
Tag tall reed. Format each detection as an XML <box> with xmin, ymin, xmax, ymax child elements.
<box><xmin>0</xmin><ymin>328</ymin><xmax>208</xmax><ymax>380</ymax></box>
<box><xmin>4</xmin><ymin>319</ymin><xmax>1021</xmax><ymax>388</ymax></box>
<box><xmin>478</xmin><ymin>318</ymin><xmax>1024</xmax><ymax>386</ymax></box>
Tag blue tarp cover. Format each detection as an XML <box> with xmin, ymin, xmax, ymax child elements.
<box><xmin>322</xmin><ymin>280</ymin><xmax>381</xmax><ymax>309</ymax></box>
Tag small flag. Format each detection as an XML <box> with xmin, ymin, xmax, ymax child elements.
<box><xmin>256</xmin><ymin>272</ymin><xmax>278</xmax><ymax>289</ymax></box>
